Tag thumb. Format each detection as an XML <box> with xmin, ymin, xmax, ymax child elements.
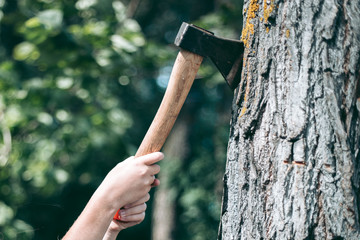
<box><xmin>136</xmin><ymin>152</ymin><xmax>164</xmax><ymax>165</ymax></box>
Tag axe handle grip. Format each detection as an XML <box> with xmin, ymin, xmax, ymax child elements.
<box><xmin>135</xmin><ymin>49</ymin><xmax>203</xmax><ymax>157</ymax></box>
<box><xmin>113</xmin><ymin>49</ymin><xmax>202</xmax><ymax>221</ymax></box>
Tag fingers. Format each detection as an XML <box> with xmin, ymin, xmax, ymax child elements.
<box><xmin>120</xmin><ymin>203</ymin><xmax>147</xmax><ymax>217</ymax></box>
<box><xmin>149</xmin><ymin>164</ymin><xmax>161</xmax><ymax>176</ymax></box>
<box><xmin>151</xmin><ymin>178</ymin><xmax>160</xmax><ymax>187</ymax></box>
<box><xmin>124</xmin><ymin>193</ymin><xmax>150</xmax><ymax>209</ymax></box>
<box><xmin>137</xmin><ymin>152</ymin><xmax>162</xmax><ymax>177</ymax></box>
<box><xmin>119</xmin><ymin>203</ymin><xmax>147</xmax><ymax>222</ymax></box>
<box><xmin>136</xmin><ymin>152</ymin><xmax>164</xmax><ymax>166</ymax></box>
<box><xmin>120</xmin><ymin>212</ymin><xmax>145</xmax><ymax>223</ymax></box>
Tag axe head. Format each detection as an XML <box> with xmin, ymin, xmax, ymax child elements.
<box><xmin>174</xmin><ymin>22</ymin><xmax>244</xmax><ymax>90</ymax></box>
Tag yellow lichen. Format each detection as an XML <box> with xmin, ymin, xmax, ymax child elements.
<box><xmin>238</xmin><ymin>64</ymin><xmax>251</xmax><ymax>119</ymax></box>
<box><xmin>263</xmin><ymin>0</ymin><xmax>275</xmax><ymax>23</ymax></box>
<box><xmin>238</xmin><ymin>81</ymin><xmax>250</xmax><ymax>119</ymax></box>
<box><xmin>239</xmin><ymin>106</ymin><xmax>247</xmax><ymax>118</ymax></box>
<box><xmin>286</xmin><ymin>29</ymin><xmax>290</xmax><ymax>38</ymax></box>
<box><xmin>241</xmin><ymin>0</ymin><xmax>259</xmax><ymax>48</ymax></box>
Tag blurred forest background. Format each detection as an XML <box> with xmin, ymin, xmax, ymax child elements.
<box><xmin>0</xmin><ymin>0</ymin><xmax>243</xmax><ymax>239</ymax></box>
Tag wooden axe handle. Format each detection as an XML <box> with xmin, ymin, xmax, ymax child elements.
<box><xmin>135</xmin><ymin>49</ymin><xmax>203</xmax><ymax>157</ymax></box>
<box><xmin>114</xmin><ymin>49</ymin><xmax>202</xmax><ymax>221</ymax></box>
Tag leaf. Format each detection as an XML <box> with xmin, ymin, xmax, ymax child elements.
<box><xmin>0</xmin><ymin>201</ymin><xmax>14</xmax><ymax>225</ymax></box>
<box><xmin>37</xmin><ymin>9</ymin><xmax>63</xmax><ymax>31</ymax></box>
<box><xmin>111</xmin><ymin>35</ymin><xmax>137</xmax><ymax>53</ymax></box>
<box><xmin>13</xmin><ymin>42</ymin><xmax>40</xmax><ymax>61</ymax></box>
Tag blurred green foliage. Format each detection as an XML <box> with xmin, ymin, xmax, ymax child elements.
<box><xmin>0</xmin><ymin>0</ymin><xmax>243</xmax><ymax>239</ymax></box>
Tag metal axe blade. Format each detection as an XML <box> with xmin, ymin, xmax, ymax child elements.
<box><xmin>175</xmin><ymin>22</ymin><xmax>244</xmax><ymax>90</ymax></box>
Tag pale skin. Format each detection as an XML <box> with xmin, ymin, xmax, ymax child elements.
<box><xmin>102</xmin><ymin>194</ymin><xmax>150</xmax><ymax>240</ymax></box>
<box><xmin>62</xmin><ymin>152</ymin><xmax>163</xmax><ymax>240</ymax></box>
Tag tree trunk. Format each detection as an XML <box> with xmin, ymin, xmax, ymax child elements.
<box><xmin>152</xmin><ymin>120</ymin><xmax>189</xmax><ymax>240</ymax></box>
<box><xmin>219</xmin><ymin>0</ymin><xmax>360</xmax><ymax>239</ymax></box>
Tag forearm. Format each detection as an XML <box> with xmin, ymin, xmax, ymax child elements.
<box><xmin>102</xmin><ymin>227</ymin><xmax>120</xmax><ymax>240</ymax></box>
<box><xmin>63</xmin><ymin>153</ymin><xmax>163</xmax><ymax>240</ymax></box>
<box><xmin>63</xmin><ymin>189</ymin><xmax>120</xmax><ymax>240</ymax></box>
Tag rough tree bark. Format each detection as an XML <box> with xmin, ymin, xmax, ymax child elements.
<box><xmin>219</xmin><ymin>0</ymin><xmax>360</xmax><ymax>239</ymax></box>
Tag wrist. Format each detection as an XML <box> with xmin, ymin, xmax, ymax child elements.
<box><xmin>102</xmin><ymin>221</ymin><xmax>123</xmax><ymax>240</ymax></box>
<box><xmin>92</xmin><ymin>181</ymin><xmax>126</xmax><ymax>214</ymax></box>
<box><xmin>102</xmin><ymin>230</ymin><xmax>120</xmax><ymax>240</ymax></box>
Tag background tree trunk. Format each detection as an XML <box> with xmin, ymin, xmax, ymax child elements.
<box><xmin>152</xmin><ymin>120</ymin><xmax>189</xmax><ymax>240</ymax></box>
<box><xmin>219</xmin><ymin>0</ymin><xmax>360</xmax><ymax>239</ymax></box>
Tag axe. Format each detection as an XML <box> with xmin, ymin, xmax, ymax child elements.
<box><xmin>114</xmin><ymin>22</ymin><xmax>244</xmax><ymax>220</ymax></box>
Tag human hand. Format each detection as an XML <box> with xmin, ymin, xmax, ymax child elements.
<box><xmin>94</xmin><ymin>152</ymin><xmax>163</xmax><ymax>213</ymax></box>
<box><xmin>62</xmin><ymin>153</ymin><xmax>163</xmax><ymax>240</ymax></box>
<box><xmin>102</xmin><ymin>194</ymin><xmax>150</xmax><ymax>240</ymax></box>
